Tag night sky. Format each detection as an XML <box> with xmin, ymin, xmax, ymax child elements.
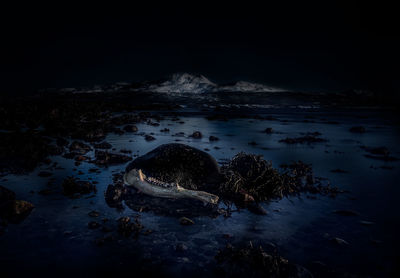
<box><xmin>1</xmin><ymin>2</ymin><xmax>399</xmax><ymax>96</ymax></box>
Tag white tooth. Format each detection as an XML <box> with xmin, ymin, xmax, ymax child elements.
<box><xmin>138</xmin><ymin>169</ymin><xmax>145</xmax><ymax>181</ymax></box>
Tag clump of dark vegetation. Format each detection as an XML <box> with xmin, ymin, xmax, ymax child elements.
<box><xmin>219</xmin><ymin>153</ymin><xmax>338</xmax><ymax>203</ymax></box>
<box><xmin>215</xmin><ymin>242</ymin><xmax>310</xmax><ymax>278</ymax></box>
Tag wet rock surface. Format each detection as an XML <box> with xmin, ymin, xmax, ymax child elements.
<box><xmin>126</xmin><ymin>143</ymin><xmax>222</xmax><ymax>191</ymax></box>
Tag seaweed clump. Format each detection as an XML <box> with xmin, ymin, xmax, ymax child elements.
<box><xmin>219</xmin><ymin>152</ymin><xmax>339</xmax><ymax>203</ymax></box>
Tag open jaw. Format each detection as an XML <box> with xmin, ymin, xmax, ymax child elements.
<box><xmin>123</xmin><ymin>169</ymin><xmax>219</xmax><ymax>205</ymax></box>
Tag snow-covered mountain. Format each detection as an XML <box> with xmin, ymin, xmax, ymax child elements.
<box><xmin>140</xmin><ymin>73</ymin><xmax>283</xmax><ymax>94</ymax></box>
<box><xmin>218</xmin><ymin>81</ymin><xmax>282</xmax><ymax>93</ymax></box>
<box><xmin>144</xmin><ymin>73</ymin><xmax>217</xmax><ymax>94</ymax></box>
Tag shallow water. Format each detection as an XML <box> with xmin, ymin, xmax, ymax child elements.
<box><xmin>1</xmin><ymin>109</ymin><xmax>399</xmax><ymax>276</ymax></box>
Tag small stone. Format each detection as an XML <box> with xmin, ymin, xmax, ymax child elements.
<box><xmin>145</xmin><ymin>135</ymin><xmax>156</xmax><ymax>141</ymax></box>
<box><xmin>264</xmin><ymin>128</ymin><xmax>273</xmax><ymax>134</ymax></box>
<box><xmin>175</xmin><ymin>243</ymin><xmax>188</xmax><ymax>252</ymax></box>
<box><xmin>179</xmin><ymin>217</ymin><xmax>194</xmax><ymax>225</ymax></box>
<box><xmin>331</xmin><ymin>237</ymin><xmax>349</xmax><ymax>246</ymax></box>
<box><xmin>88</xmin><ymin>221</ymin><xmax>100</xmax><ymax>229</ymax></box>
<box><xmin>209</xmin><ymin>136</ymin><xmax>219</xmax><ymax>141</ymax></box>
<box><xmin>123</xmin><ymin>125</ymin><xmax>138</xmax><ymax>133</ymax></box>
<box><xmin>359</xmin><ymin>220</ymin><xmax>375</xmax><ymax>226</ymax></box>
<box><xmin>190</xmin><ymin>131</ymin><xmax>202</xmax><ymax>139</ymax></box>
<box><xmin>88</xmin><ymin>210</ymin><xmax>100</xmax><ymax>217</ymax></box>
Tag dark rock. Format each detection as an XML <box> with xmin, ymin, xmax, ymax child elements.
<box><xmin>145</xmin><ymin>135</ymin><xmax>156</xmax><ymax>141</ymax></box>
<box><xmin>330</xmin><ymin>169</ymin><xmax>348</xmax><ymax>174</ymax></box>
<box><xmin>117</xmin><ymin>216</ymin><xmax>143</xmax><ymax>237</ymax></box>
<box><xmin>209</xmin><ymin>136</ymin><xmax>219</xmax><ymax>141</ymax></box>
<box><xmin>125</xmin><ymin>143</ymin><xmax>222</xmax><ymax>191</ymax></box>
<box><xmin>62</xmin><ymin>177</ymin><xmax>97</xmax><ymax>196</ymax></box>
<box><xmin>331</xmin><ymin>237</ymin><xmax>349</xmax><ymax>246</ymax></box>
<box><xmin>361</xmin><ymin>146</ymin><xmax>390</xmax><ymax>156</ymax></box>
<box><xmin>1</xmin><ymin>186</ymin><xmax>34</xmax><ymax>224</ymax></box>
<box><xmin>264</xmin><ymin>128</ymin><xmax>273</xmax><ymax>134</ymax></box>
<box><xmin>123</xmin><ymin>125</ymin><xmax>138</xmax><ymax>133</ymax></box>
<box><xmin>175</xmin><ymin>243</ymin><xmax>188</xmax><ymax>252</ymax></box>
<box><xmin>38</xmin><ymin>189</ymin><xmax>54</xmax><ymax>195</ymax></box>
<box><xmin>190</xmin><ymin>131</ymin><xmax>202</xmax><ymax>139</ymax></box>
<box><xmin>69</xmin><ymin>141</ymin><xmax>92</xmax><ymax>155</ymax></box>
<box><xmin>88</xmin><ymin>210</ymin><xmax>100</xmax><ymax>217</ymax></box>
<box><xmin>179</xmin><ymin>217</ymin><xmax>194</xmax><ymax>225</ymax></box>
<box><xmin>88</xmin><ymin>221</ymin><xmax>100</xmax><ymax>229</ymax></box>
<box><xmin>1</xmin><ymin>200</ymin><xmax>34</xmax><ymax>224</ymax></box>
<box><xmin>364</xmin><ymin>154</ymin><xmax>399</xmax><ymax>161</ymax></box>
<box><xmin>75</xmin><ymin>155</ymin><xmax>88</xmax><ymax>162</ymax></box>
<box><xmin>349</xmin><ymin>126</ymin><xmax>366</xmax><ymax>133</ymax></box>
<box><xmin>279</xmin><ymin>135</ymin><xmax>327</xmax><ymax>144</ymax></box>
<box><xmin>104</xmin><ymin>183</ymin><xmax>127</xmax><ymax>208</ymax></box>
<box><xmin>94</xmin><ymin>151</ymin><xmax>132</xmax><ymax>166</ymax></box>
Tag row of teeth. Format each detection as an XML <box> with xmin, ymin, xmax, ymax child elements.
<box><xmin>144</xmin><ymin>175</ymin><xmax>175</xmax><ymax>188</ymax></box>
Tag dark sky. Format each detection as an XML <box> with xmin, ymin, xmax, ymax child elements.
<box><xmin>1</xmin><ymin>2</ymin><xmax>399</xmax><ymax>95</ymax></box>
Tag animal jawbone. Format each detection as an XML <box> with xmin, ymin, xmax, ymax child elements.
<box><xmin>123</xmin><ymin>168</ymin><xmax>219</xmax><ymax>205</ymax></box>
